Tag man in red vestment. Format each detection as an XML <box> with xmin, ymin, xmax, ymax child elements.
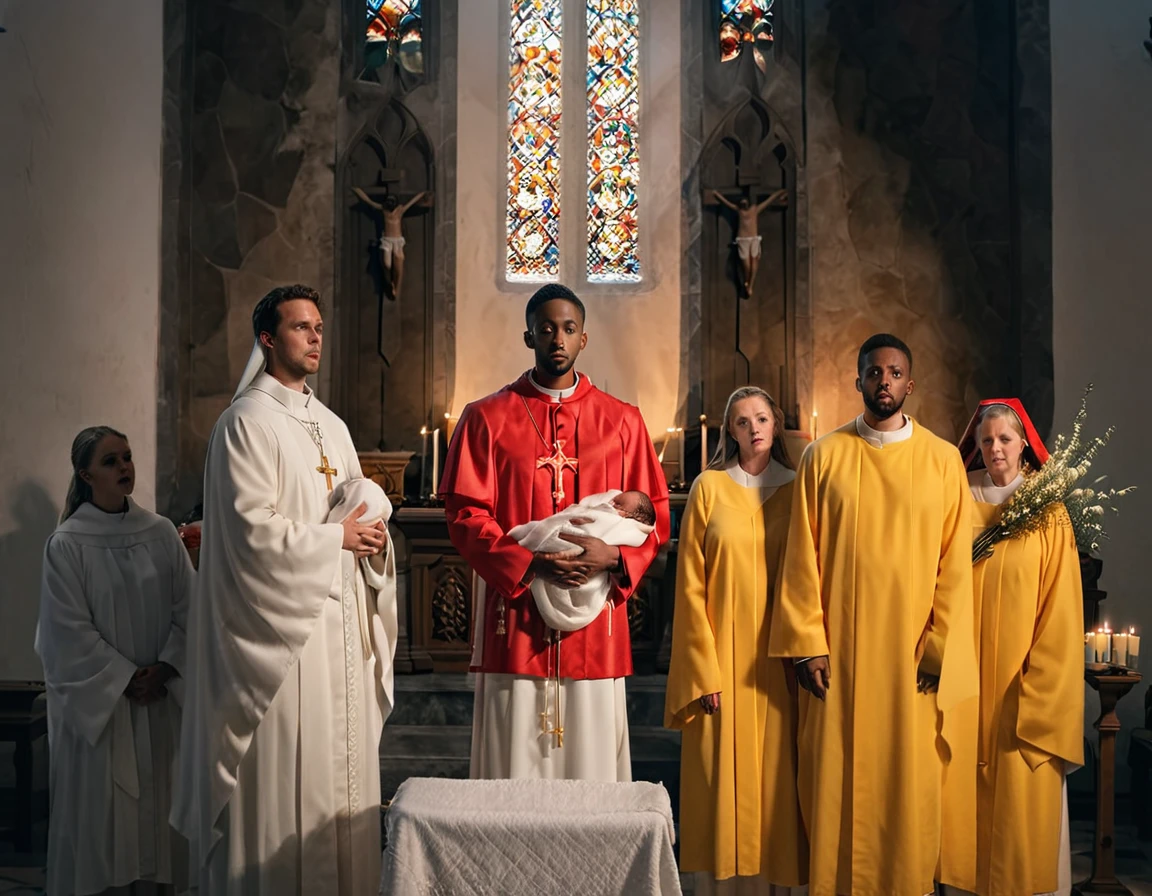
<box><xmin>439</xmin><ymin>283</ymin><xmax>669</xmax><ymax>781</ymax></box>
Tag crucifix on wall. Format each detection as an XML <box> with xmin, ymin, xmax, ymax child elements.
<box><xmin>703</xmin><ymin>185</ymin><xmax>788</xmax><ymax>298</ymax></box>
<box><xmin>351</xmin><ymin>170</ymin><xmax>433</xmax><ymax>300</ymax></box>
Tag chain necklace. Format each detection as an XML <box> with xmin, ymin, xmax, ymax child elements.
<box><xmin>290</xmin><ymin>413</ymin><xmax>338</xmax><ymax>491</ymax></box>
<box><xmin>519</xmin><ymin>394</ymin><xmax>578</xmax><ymax>505</ymax></box>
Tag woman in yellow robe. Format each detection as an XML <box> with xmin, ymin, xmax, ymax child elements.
<box><xmin>950</xmin><ymin>399</ymin><xmax>1084</xmax><ymax>896</ymax></box>
<box><xmin>665</xmin><ymin>386</ymin><xmax>807</xmax><ymax>894</ymax></box>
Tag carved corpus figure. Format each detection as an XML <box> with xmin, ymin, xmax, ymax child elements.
<box><xmin>712</xmin><ymin>188</ymin><xmax>788</xmax><ymax>298</ymax></box>
<box><xmin>352</xmin><ymin>186</ymin><xmax>431</xmax><ymax>298</ymax></box>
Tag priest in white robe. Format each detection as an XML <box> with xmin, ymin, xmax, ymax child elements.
<box><xmin>37</xmin><ymin>425</ymin><xmax>191</xmax><ymax>896</ymax></box>
<box><xmin>172</xmin><ymin>286</ymin><xmax>397</xmax><ymax>895</ymax></box>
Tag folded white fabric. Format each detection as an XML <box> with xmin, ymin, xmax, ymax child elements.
<box><xmin>325</xmin><ymin>478</ymin><xmax>399</xmax><ymax>720</ymax></box>
<box><xmin>509</xmin><ymin>490</ymin><xmax>653</xmax><ymax>632</ymax></box>
<box><xmin>328</xmin><ymin>476</ymin><xmax>393</xmax><ymax>527</ymax></box>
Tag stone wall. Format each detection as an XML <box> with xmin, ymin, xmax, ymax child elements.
<box><xmin>804</xmin><ymin>0</ymin><xmax>1053</xmax><ymax>440</ymax></box>
<box><xmin>159</xmin><ymin>0</ymin><xmax>340</xmax><ymax>517</ymax></box>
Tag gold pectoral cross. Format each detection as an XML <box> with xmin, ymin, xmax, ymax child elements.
<box><xmin>317</xmin><ymin>455</ymin><xmax>338</xmax><ymax>491</ymax></box>
<box><xmin>536</xmin><ymin>440</ymin><xmax>578</xmax><ymax>505</ymax></box>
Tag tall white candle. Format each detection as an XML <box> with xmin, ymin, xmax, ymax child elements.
<box><xmin>1130</xmin><ymin>628</ymin><xmax>1141</xmax><ymax>670</ymax></box>
<box><xmin>420</xmin><ymin>426</ymin><xmax>428</xmax><ymax>496</ymax></box>
<box><xmin>431</xmin><ymin>427</ymin><xmax>441</xmax><ymax>497</ymax></box>
<box><xmin>1085</xmin><ymin>633</ymin><xmax>1095</xmax><ymax>665</ymax></box>
<box><xmin>700</xmin><ymin>415</ymin><xmax>708</xmax><ymax>473</ymax></box>
<box><xmin>1094</xmin><ymin>629</ymin><xmax>1110</xmax><ymax>663</ymax></box>
<box><xmin>1114</xmin><ymin>632</ymin><xmax>1130</xmax><ymax>666</ymax></box>
<box><xmin>811</xmin><ymin>409</ymin><xmax>818</xmax><ymax>439</ymax></box>
<box><xmin>677</xmin><ymin>427</ymin><xmax>685</xmax><ymax>483</ymax></box>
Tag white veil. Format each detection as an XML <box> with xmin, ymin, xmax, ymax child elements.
<box><xmin>233</xmin><ymin>341</ymin><xmax>266</xmax><ymax>401</ymax></box>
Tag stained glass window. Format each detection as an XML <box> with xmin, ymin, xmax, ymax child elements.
<box><xmin>506</xmin><ymin>0</ymin><xmax>563</xmax><ymax>280</ymax></box>
<box><xmin>366</xmin><ymin>0</ymin><xmax>423</xmax><ymax>74</ymax></box>
<box><xmin>720</xmin><ymin>0</ymin><xmax>773</xmax><ymax>70</ymax></box>
<box><xmin>586</xmin><ymin>0</ymin><xmax>640</xmax><ymax>281</ymax></box>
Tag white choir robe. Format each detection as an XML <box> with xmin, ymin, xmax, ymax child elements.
<box><xmin>172</xmin><ymin>372</ymin><xmax>397</xmax><ymax>896</ymax></box>
<box><xmin>36</xmin><ymin>499</ymin><xmax>192</xmax><ymax>896</ymax></box>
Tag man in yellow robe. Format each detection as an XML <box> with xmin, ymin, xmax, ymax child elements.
<box><xmin>768</xmin><ymin>334</ymin><xmax>979</xmax><ymax>896</ymax></box>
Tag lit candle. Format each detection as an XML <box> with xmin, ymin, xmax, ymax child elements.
<box><xmin>659</xmin><ymin>427</ymin><xmax>674</xmax><ymax>463</ymax></box>
<box><xmin>431</xmin><ymin>427</ymin><xmax>441</xmax><ymax>497</ymax></box>
<box><xmin>1130</xmin><ymin>627</ymin><xmax>1141</xmax><ymax>671</ymax></box>
<box><xmin>1114</xmin><ymin>631</ymin><xmax>1130</xmax><ymax>666</ymax></box>
<box><xmin>1094</xmin><ymin>628</ymin><xmax>1110</xmax><ymax>664</ymax></box>
<box><xmin>811</xmin><ymin>408</ymin><xmax>818</xmax><ymax>440</ymax></box>
<box><xmin>444</xmin><ymin>411</ymin><xmax>459</xmax><ymax>448</ymax></box>
<box><xmin>1084</xmin><ymin>632</ymin><xmax>1095</xmax><ymax>665</ymax></box>
<box><xmin>677</xmin><ymin>427</ymin><xmax>685</xmax><ymax>483</ymax></box>
<box><xmin>420</xmin><ymin>426</ymin><xmax>428</xmax><ymax>497</ymax></box>
<box><xmin>700</xmin><ymin>415</ymin><xmax>708</xmax><ymax>473</ymax></box>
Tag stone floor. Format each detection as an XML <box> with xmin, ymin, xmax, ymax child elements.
<box><xmin>5</xmin><ymin>819</ymin><xmax>1152</xmax><ymax>894</ymax></box>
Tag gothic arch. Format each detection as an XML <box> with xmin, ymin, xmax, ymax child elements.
<box><xmin>336</xmin><ymin>99</ymin><xmax>438</xmax><ymax>455</ymax></box>
<box><xmin>697</xmin><ymin>95</ymin><xmax>801</xmax><ymax>427</ymax></box>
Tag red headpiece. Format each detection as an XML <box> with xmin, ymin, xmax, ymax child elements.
<box><xmin>956</xmin><ymin>398</ymin><xmax>1049</xmax><ymax>472</ymax></box>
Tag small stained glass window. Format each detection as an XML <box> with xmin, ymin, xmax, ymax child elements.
<box><xmin>720</xmin><ymin>0</ymin><xmax>773</xmax><ymax>70</ymax></box>
<box><xmin>586</xmin><ymin>0</ymin><xmax>640</xmax><ymax>281</ymax></box>
<box><xmin>366</xmin><ymin>0</ymin><xmax>423</xmax><ymax>74</ymax></box>
<box><xmin>506</xmin><ymin>0</ymin><xmax>564</xmax><ymax>280</ymax></box>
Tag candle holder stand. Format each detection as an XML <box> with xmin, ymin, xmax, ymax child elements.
<box><xmin>1075</xmin><ymin>668</ymin><xmax>1143</xmax><ymax>895</ymax></box>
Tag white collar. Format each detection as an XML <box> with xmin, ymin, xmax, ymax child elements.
<box><xmin>529</xmin><ymin>370</ymin><xmax>580</xmax><ymax>402</ymax></box>
<box><xmin>250</xmin><ymin>370</ymin><xmax>315</xmax><ymax>415</ymax></box>
<box><xmin>56</xmin><ymin>498</ymin><xmax>160</xmax><ymax>536</ymax></box>
<box><xmin>967</xmin><ymin>469</ymin><xmax>1024</xmax><ymax>504</ymax></box>
<box><xmin>725</xmin><ymin>457</ymin><xmax>797</xmax><ymax>489</ymax></box>
<box><xmin>855</xmin><ymin>414</ymin><xmax>913</xmax><ymax>449</ymax></box>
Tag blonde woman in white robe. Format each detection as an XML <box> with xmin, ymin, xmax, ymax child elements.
<box><xmin>36</xmin><ymin>426</ymin><xmax>192</xmax><ymax>896</ymax></box>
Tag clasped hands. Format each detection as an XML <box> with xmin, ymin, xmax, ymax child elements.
<box><xmin>124</xmin><ymin>662</ymin><xmax>176</xmax><ymax>706</ymax></box>
<box><xmin>795</xmin><ymin>655</ymin><xmax>939</xmax><ymax>700</ymax></box>
<box><xmin>341</xmin><ymin>502</ymin><xmax>387</xmax><ymax>559</ymax></box>
<box><xmin>528</xmin><ymin>518</ymin><xmax>621</xmax><ymax>588</ymax></box>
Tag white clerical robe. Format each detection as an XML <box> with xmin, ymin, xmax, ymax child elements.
<box><xmin>172</xmin><ymin>371</ymin><xmax>395</xmax><ymax>896</ymax></box>
<box><xmin>36</xmin><ymin>499</ymin><xmax>191</xmax><ymax>896</ymax></box>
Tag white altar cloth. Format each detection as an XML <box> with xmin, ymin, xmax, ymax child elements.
<box><xmin>380</xmin><ymin>776</ymin><xmax>682</xmax><ymax>895</ymax></box>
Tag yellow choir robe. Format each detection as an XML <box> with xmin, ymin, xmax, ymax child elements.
<box><xmin>665</xmin><ymin>470</ymin><xmax>806</xmax><ymax>884</ymax></box>
<box><xmin>965</xmin><ymin>501</ymin><xmax>1084</xmax><ymax>896</ymax></box>
<box><xmin>768</xmin><ymin>420</ymin><xmax>979</xmax><ymax>896</ymax></box>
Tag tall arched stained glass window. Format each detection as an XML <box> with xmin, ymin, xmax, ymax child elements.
<box><xmin>586</xmin><ymin>0</ymin><xmax>640</xmax><ymax>281</ymax></box>
<box><xmin>506</xmin><ymin>0</ymin><xmax>563</xmax><ymax>280</ymax></box>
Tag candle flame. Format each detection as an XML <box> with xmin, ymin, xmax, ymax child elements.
<box><xmin>444</xmin><ymin>412</ymin><xmax>450</xmax><ymax>420</ymax></box>
<box><xmin>420</xmin><ymin>426</ymin><xmax>428</xmax><ymax>436</ymax></box>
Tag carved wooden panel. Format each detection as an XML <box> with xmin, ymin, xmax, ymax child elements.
<box><xmin>430</xmin><ymin>565</ymin><xmax>470</xmax><ymax>645</ymax></box>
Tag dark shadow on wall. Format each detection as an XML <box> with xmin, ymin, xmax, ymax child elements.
<box><xmin>0</xmin><ymin>481</ymin><xmax>59</xmax><ymax>678</ymax></box>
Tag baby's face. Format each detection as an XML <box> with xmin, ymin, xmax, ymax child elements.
<box><xmin>611</xmin><ymin>492</ymin><xmax>643</xmax><ymax>517</ymax></box>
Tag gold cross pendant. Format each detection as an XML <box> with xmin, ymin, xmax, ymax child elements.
<box><xmin>536</xmin><ymin>440</ymin><xmax>578</xmax><ymax>505</ymax></box>
<box><xmin>317</xmin><ymin>455</ymin><xmax>338</xmax><ymax>491</ymax></box>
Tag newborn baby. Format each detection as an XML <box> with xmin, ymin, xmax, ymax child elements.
<box><xmin>508</xmin><ymin>490</ymin><xmax>656</xmax><ymax>632</ymax></box>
